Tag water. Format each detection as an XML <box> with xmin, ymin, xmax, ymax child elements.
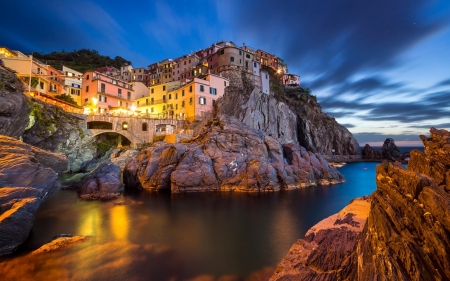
<box><xmin>1</xmin><ymin>162</ymin><xmax>378</xmax><ymax>280</ymax></box>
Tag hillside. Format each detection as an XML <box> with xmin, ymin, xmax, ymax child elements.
<box><xmin>33</xmin><ymin>49</ymin><xmax>131</xmax><ymax>73</ymax></box>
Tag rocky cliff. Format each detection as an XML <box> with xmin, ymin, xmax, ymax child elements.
<box><xmin>0</xmin><ymin>135</ymin><xmax>67</xmax><ymax>255</ymax></box>
<box><xmin>124</xmin><ymin>114</ymin><xmax>344</xmax><ymax>192</ymax></box>
<box><xmin>217</xmin><ymin>67</ymin><xmax>360</xmax><ymax>155</ymax></box>
<box><xmin>272</xmin><ymin>127</ymin><xmax>450</xmax><ymax>280</ymax></box>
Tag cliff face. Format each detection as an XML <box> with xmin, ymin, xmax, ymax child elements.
<box><xmin>21</xmin><ymin>99</ymin><xmax>97</xmax><ymax>172</ymax></box>
<box><xmin>217</xmin><ymin>68</ymin><xmax>360</xmax><ymax>155</ymax></box>
<box><xmin>0</xmin><ymin>67</ymin><xmax>30</xmax><ymax>138</ymax></box>
<box><xmin>124</xmin><ymin>114</ymin><xmax>344</xmax><ymax>192</ymax></box>
<box><xmin>272</xmin><ymin>127</ymin><xmax>450</xmax><ymax>280</ymax></box>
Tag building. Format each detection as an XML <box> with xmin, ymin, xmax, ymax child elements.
<box><xmin>281</xmin><ymin>74</ymin><xmax>300</xmax><ymax>86</ymax></box>
<box><xmin>120</xmin><ymin>64</ymin><xmax>133</xmax><ymax>82</ymax></box>
<box><xmin>47</xmin><ymin>65</ymin><xmax>64</xmax><ymax>96</ymax></box>
<box><xmin>82</xmin><ymin>70</ymin><xmax>135</xmax><ymax>115</ymax></box>
<box><xmin>62</xmin><ymin>66</ymin><xmax>83</xmax><ymax>105</ymax></box>
<box><xmin>159</xmin><ymin>59</ymin><xmax>174</xmax><ymax>84</ymax></box>
<box><xmin>130</xmin><ymin>67</ymin><xmax>150</xmax><ymax>86</ymax></box>
<box><xmin>135</xmin><ymin>74</ymin><xmax>229</xmax><ymax>121</ymax></box>
<box><xmin>173</xmin><ymin>54</ymin><xmax>201</xmax><ymax>82</ymax></box>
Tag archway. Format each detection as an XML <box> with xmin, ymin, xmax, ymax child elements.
<box><xmin>94</xmin><ymin>132</ymin><xmax>132</xmax><ymax>157</ymax></box>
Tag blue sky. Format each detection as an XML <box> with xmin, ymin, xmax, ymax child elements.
<box><xmin>2</xmin><ymin>0</ymin><xmax>450</xmax><ymax>146</ymax></box>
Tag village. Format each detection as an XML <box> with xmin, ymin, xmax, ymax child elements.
<box><xmin>0</xmin><ymin>42</ymin><xmax>300</xmax><ymax>125</ymax></box>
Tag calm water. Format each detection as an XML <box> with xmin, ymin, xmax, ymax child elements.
<box><xmin>2</xmin><ymin>162</ymin><xmax>378</xmax><ymax>280</ymax></box>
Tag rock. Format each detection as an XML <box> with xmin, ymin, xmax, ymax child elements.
<box><xmin>72</xmin><ymin>162</ymin><xmax>123</xmax><ymax>200</ymax></box>
<box><xmin>110</xmin><ymin>148</ymin><xmax>139</xmax><ymax>170</ymax></box>
<box><xmin>124</xmin><ymin>114</ymin><xmax>344</xmax><ymax>192</ymax></box>
<box><xmin>31</xmin><ymin>235</ymin><xmax>88</xmax><ymax>255</ymax></box>
<box><xmin>362</xmin><ymin>143</ymin><xmax>382</xmax><ymax>160</ymax></box>
<box><xmin>270</xmin><ymin>197</ymin><xmax>371</xmax><ymax>281</ymax></box>
<box><xmin>217</xmin><ymin>68</ymin><xmax>360</xmax><ymax>155</ymax></box>
<box><xmin>0</xmin><ymin>67</ymin><xmax>30</xmax><ymax>139</ymax></box>
<box><xmin>272</xmin><ymin>127</ymin><xmax>450</xmax><ymax>280</ymax></box>
<box><xmin>21</xmin><ymin>98</ymin><xmax>98</xmax><ymax>172</ymax></box>
<box><xmin>381</xmin><ymin>137</ymin><xmax>401</xmax><ymax>160</ymax></box>
<box><xmin>0</xmin><ymin>135</ymin><xmax>65</xmax><ymax>255</ymax></box>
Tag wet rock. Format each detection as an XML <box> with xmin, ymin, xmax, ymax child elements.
<box><xmin>0</xmin><ymin>135</ymin><xmax>66</xmax><ymax>255</ymax></box>
<box><xmin>75</xmin><ymin>162</ymin><xmax>123</xmax><ymax>200</ymax></box>
<box><xmin>362</xmin><ymin>143</ymin><xmax>382</xmax><ymax>160</ymax></box>
<box><xmin>31</xmin><ymin>235</ymin><xmax>88</xmax><ymax>255</ymax></box>
<box><xmin>124</xmin><ymin>115</ymin><xmax>344</xmax><ymax>193</ymax></box>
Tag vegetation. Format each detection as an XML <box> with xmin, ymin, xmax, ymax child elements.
<box><xmin>22</xmin><ymin>77</ymin><xmax>39</xmax><ymax>88</ymax></box>
<box><xmin>54</xmin><ymin>94</ymin><xmax>78</xmax><ymax>105</ymax></box>
<box><xmin>33</xmin><ymin>49</ymin><xmax>131</xmax><ymax>73</ymax></box>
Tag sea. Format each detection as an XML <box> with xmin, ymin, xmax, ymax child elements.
<box><xmin>0</xmin><ymin>155</ymin><xmax>419</xmax><ymax>280</ymax></box>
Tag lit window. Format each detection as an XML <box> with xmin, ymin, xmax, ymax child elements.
<box><xmin>199</xmin><ymin>97</ymin><xmax>206</xmax><ymax>105</ymax></box>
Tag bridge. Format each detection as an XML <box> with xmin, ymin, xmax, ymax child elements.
<box><xmin>86</xmin><ymin>115</ymin><xmax>188</xmax><ymax>147</ymax></box>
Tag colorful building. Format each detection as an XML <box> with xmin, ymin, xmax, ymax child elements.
<box><xmin>135</xmin><ymin>74</ymin><xmax>229</xmax><ymax>121</ymax></box>
<box><xmin>62</xmin><ymin>66</ymin><xmax>83</xmax><ymax>105</ymax></box>
<box><xmin>281</xmin><ymin>74</ymin><xmax>300</xmax><ymax>86</ymax></box>
<box><xmin>82</xmin><ymin>70</ymin><xmax>135</xmax><ymax>115</ymax></box>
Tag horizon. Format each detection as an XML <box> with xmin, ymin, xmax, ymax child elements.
<box><xmin>2</xmin><ymin>1</ymin><xmax>450</xmax><ymax>144</ymax></box>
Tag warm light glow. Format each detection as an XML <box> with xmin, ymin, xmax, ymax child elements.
<box><xmin>92</xmin><ymin>97</ymin><xmax>98</xmax><ymax>105</ymax></box>
<box><xmin>110</xmin><ymin>206</ymin><xmax>129</xmax><ymax>240</ymax></box>
<box><xmin>277</xmin><ymin>69</ymin><xmax>281</xmax><ymax>74</ymax></box>
<box><xmin>131</xmin><ymin>105</ymin><xmax>136</xmax><ymax>112</ymax></box>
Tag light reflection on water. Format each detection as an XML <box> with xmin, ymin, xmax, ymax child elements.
<box><xmin>0</xmin><ymin>162</ymin><xmax>379</xmax><ymax>280</ymax></box>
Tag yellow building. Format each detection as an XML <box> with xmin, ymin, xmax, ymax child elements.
<box><xmin>135</xmin><ymin>74</ymin><xmax>229</xmax><ymax>121</ymax></box>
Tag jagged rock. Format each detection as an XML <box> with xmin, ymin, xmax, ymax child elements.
<box><xmin>217</xmin><ymin>68</ymin><xmax>360</xmax><ymax>155</ymax></box>
<box><xmin>272</xmin><ymin>127</ymin><xmax>450</xmax><ymax>280</ymax></box>
<box><xmin>124</xmin><ymin>114</ymin><xmax>344</xmax><ymax>192</ymax></box>
<box><xmin>21</xmin><ymin>99</ymin><xmax>98</xmax><ymax>172</ymax></box>
<box><xmin>0</xmin><ymin>135</ymin><xmax>66</xmax><ymax>255</ymax></box>
<box><xmin>362</xmin><ymin>143</ymin><xmax>382</xmax><ymax>160</ymax></box>
<box><xmin>0</xmin><ymin>67</ymin><xmax>30</xmax><ymax>139</ymax></box>
<box><xmin>31</xmin><ymin>235</ymin><xmax>88</xmax><ymax>255</ymax></box>
<box><xmin>71</xmin><ymin>162</ymin><xmax>123</xmax><ymax>200</ymax></box>
<box><xmin>110</xmin><ymin>148</ymin><xmax>139</xmax><ymax>170</ymax></box>
<box><xmin>381</xmin><ymin>137</ymin><xmax>401</xmax><ymax>160</ymax></box>
<box><xmin>270</xmin><ymin>197</ymin><xmax>371</xmax><ymax>281</ymax></box>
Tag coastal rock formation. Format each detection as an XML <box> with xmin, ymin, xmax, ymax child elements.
<box><xmin>64</xmin><ymin>162</ymin><xmax>123</xmax><ymax>199</ymax></box>
<box><xmin>0</xmin><ymin>135</ymin><xmax>67</xmax><ymax>255</ymax></box>
<box><xmin>270</xmin><ymin>197</ymin><xmax>371</xmax><ymax>281</ymax></box>
<box><xmin>0</xmin><ymin>67</ymin><xmax>30</xmax><ymax>139</ymax></box>
<box><xmin>272</xmin><ymin>127</ymin><xmax>450</xmax><ymax>280</ymax></box>
<box><xmin>124</xmin><ymin>114</ymin><xmax>344</xmax><ymax>192</ymax></box>
<box><xmin>362</xmin><ymin>143</ymin><xmax>382</xmax><ymax>160</ymax></box>
<box><xmin>381</xmin><ymin>137</ymin><xmax>401</xmax><ymax>160</ymax></box>
<box><xmin>217</xmin><ymin>68</ymin><xmax>360</xmax><ymax>155</ymax></box>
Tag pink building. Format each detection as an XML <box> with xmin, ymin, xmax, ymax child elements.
<box><xmin>82</xmin><ymin>70</ymin><xmax>135</xmax><ymax>114</ymax></box>
<box><xmin>281</xmin><ymin>74</ymin><xmax>300</xmax><ymax>86</ymax></box>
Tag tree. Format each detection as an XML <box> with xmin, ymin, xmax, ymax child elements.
<box><xmin>55</xmin><ymin>94</ymin><xmax>78</xmax><ymax>105</ymax></box>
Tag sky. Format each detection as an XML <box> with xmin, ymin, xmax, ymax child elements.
<box><xmin>2</xmin><ymin>0</ymin><xmax>450</xmax><ymax>146</ymax></box>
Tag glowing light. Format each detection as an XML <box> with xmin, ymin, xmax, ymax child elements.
<box><xmin>110</xmin><ymin>206</ymin><xmax>129</xmax><ymax>240</ymax></box>
<box><xmin>131</xmin><ymin>105</ymin><xmax>136</xmax><ymax>112</ymax></box>
<box><xmin>92</xmin><ymin>97</ymin><xmax>98</xmax><ymax>105</ymax></box>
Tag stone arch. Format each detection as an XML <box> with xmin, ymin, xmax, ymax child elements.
<box><xmin>94</xmin><ymin>132</ymin><xmax>132</xmax><ymax>148</ymax></box>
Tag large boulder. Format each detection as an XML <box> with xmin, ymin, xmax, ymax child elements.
<box><xmin>0</xmin><ymin>135</ymin><xmax>67</xmax><ymax>255</ymax></box>
<box><xmin>65</xmin><ymin>161</ymin><xmax>123</xmax><ymax>200</ymax></box>
<box><xmin>272</xmin><ymin>127</ymin><xmax>450</xmax><ymax>280</ymax></box>
<box><xmin>124</xmin><ymin>115</ymin><xmax>344</xmax><ymax>192</ymax></box>
<box><xmin>0</xmin><ymin>67</ymin><xmax>30</xmax><ymax>139</ymax></box>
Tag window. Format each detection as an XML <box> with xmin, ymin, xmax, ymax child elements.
<box><xmin>239</xmin><ymin>51</ymin><xmax>242</xmax><ymax>55</ymax></box>
<box><xmin>119</xmin><ymin>101</ymin><xmax>122</xmax><ymax>106</ymax></box>
<box><xmin>151</xmin><ymin>88</ymin><xmax>154</xmax><ymax>94</ymax></box>
<box><xmin>151</xmin><ymin>107</ymin><xmax>154</xmax><ymax>113</ymax></box>
<box><xmin>122</xmin><ymin>122</ymin><xmax>128</xmax><ymax>130</ymax></box>
<box><xmin>224</xmin><ymin>81</ymin><xmax>227</xmax><ymax>87</ymax></box>
<box><xmin>182</xmin><ymin>89</ymin><xmax>185</xmax><ymax>96</ymax></box>
<box><xmin>118</xmin><ymin>88</ymin><xmax>122</xmax><ymax>97</ymax></box>
<box><xmin>151</xmin><ymin>97</ymin><xmax>154</xmax><ymax>104</ymax></box>
<box><xmin>246</xmin><ymin>54</ymin><xmax>251</xmax><ymax>59</ymax></box>
<box><xmin>189</xmin><ymin>97</ymin><xmax>193</xmax><ymax>104</ymax></box>
<box><xmin>200</xmin><ymin>85</ymin><xmax>204</xmax><ymax>92</ymax></box>
<box><xmin>146</xmin><ymin>98</ymin><xmax>148</xmax><ymax>105</ymax></box>
<box><xmin>209</xmin><ymin>88</ymin><xmax>217</xmax><ymax>95</ymax></box>
<box><xmin>176</xmin><ymin>104</ymin><xmax>178</xmax><ymax>110</ymax></box>
<box><xmin>220</xmin><ymin>49</ymin><xmax>224</xmax><ymax>55</ymax></box>
<box><xmin>245</xmin><ymin>61</ymin><xmax>249</xmax><ymax>68</ymax></box>
<box><xmin>86</xmin><ymin>75</ymin><xmax>89</xmax><ymax>80</ymax></box>
<box><xmin>163</xmin><ymin>85</ymin><xmax>166</xmax><ymax>91</ymax></box>
<box><xmin>163</xmin><ymin>95</ymin><xmax>166</xmax><ymax>101</ymax></box>
<box><xmin>230</xmin><ymin>57</ymin><xmax>234</xmax><ymax>62</ymax></box>
<box><xmin>86</xmin><ymin>86</ymin><xmax>89</xmax><ymax>92</ymax></box>
<box><xmin>127</xmin><ymin>91</ymin><xmax>131</xmax><ymax>100</ymax></box>
<box><xmin>101</xmin><ymin>83</ymin><xmax>105</xmax><ymax>93</ymax></box>
<box><xmin>142</xmin><ymin>123</ymin><xmax>147</xmax><ymax>131</ymax></box>
<box><xmin>40</xmin><ymin>82</ymin><xmax>44</xmax><ymax>89</ymax></box>
<box><xmin>169</xmin><ymin>94</ymin><xmax>172</xmax><ymax>99</ymax></box>
<box><xmin>163</xmin><ymin>105</ymin><xmax>166</xmax><ymax>111</ymax></box>
<box><xmin>182</xmin><ymin>101</ymin><xmax>185</xmax><ymax>107</ymax></box>
<box><xmin>254</xmin><ymin>62</ymin><xmax>257</xmax><ymax>68</ymax></box>
<box><xmin>175</xmin><ymin>93</ymin><xmax>178</xmax><ymax>99</ymax></box>
<box><xmin>212</xmin><ymin>99</ymin><xmax>216</xmax><ymax>106</ymax></box>
<box><xmin>85</xmin><ymin>98</ymin><xmax>88</xmax><ymax>103</ymax></box>
<box><xmin>199</xmin><ymin>97</ymin><xmax>206</xmax><ymax>105</ymax></box>
<box><xmin>189</xmin><ymin>85</ymin><xmax>192</xmax><ymax>92</ymax></box>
